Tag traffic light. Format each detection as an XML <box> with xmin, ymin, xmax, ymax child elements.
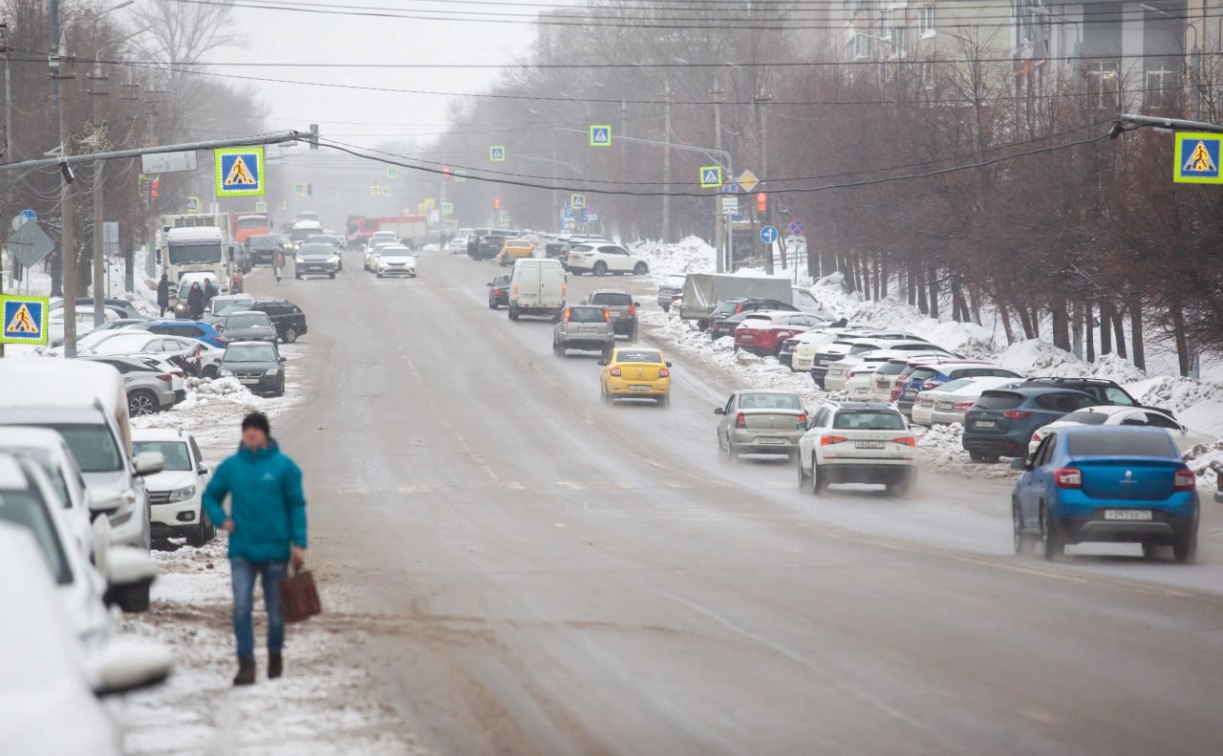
<box><xmin>756</xmin><ymin>192</ymin><xmax>766</xmax><ymax>212</ymax></box>
<box><xmin>443</xmin><ymin>165</ymin><xmax>451</xmax><ymax>179</ymax></box>
<box><xmin>151</xmin><ymin>179</ymin><xmax>160</xmax><ymax>198</ymax></box>
<box><xmin>493</xmin><ymin>197</ymin><xmax>501</xmax><ymax>210</ymax></box>
<box><xmin>309</xmin><ymin>123</ymin><xmax>319</xmax><ymax>150</ymax></box>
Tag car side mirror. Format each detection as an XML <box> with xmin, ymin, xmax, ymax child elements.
<box><xmin>88</xmin><ymin>490</ymin><xmax>124</xmax><ymax>519</ymax></box>
<box><xmin>1011</xmin><ymin>458</ymin><xmax>1028</xmax><ymax>471</ymax></box>
<box><xmin>635</xmin><ymin>301</ymin><xmax>642</xmax><ymax>308</ymax></box>
<box><xmin>133</xmin><ymin>452</ymin><xmax>165</xmax><ymax>477</ymax></box>
<box><xmin>597</xmin><ymin>359</ymin><xmax>607</xmax><ymax>366</ymax></box>
<box><xmin>198</xmin><ymin>467</ymin><xmax>209</xmax><ymax>475</ymax></box>
<box><xmin>88</xmin><ymin>639</ymin><xmax>172</xmax><ymax>697</ymax></box>
<box><xmin>279</xmin><ymin>356</ymin><xmax>287</xmax><ymax>363</ymax></box>
<box><xmin>714</xmin><ymin>408</ymin><xmax>725</xmax><ymax>415</ymax></box>
<box><xmin>486</xmin><ymin>282</ymin><xmax>493</xmax><ymax>287</ymax></box>
<box><xmin>666</xmin><ymin>362</ymin><xmax>673</xmax><ymax>368</ymax></box>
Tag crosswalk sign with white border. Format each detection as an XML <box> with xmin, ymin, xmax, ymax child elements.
<box><xmin>490</xmin><ymin>146</ymin><xmax>506</xmax><ymax>162</ymax></box>
<box><xmin>442</xmin><ymin>202</ymin><xmax>453</xmax><ymax>215</ymax></box>
<box><xmin>590</xmin><ymin>125</ymin><xmax>612</xmax><ymax>147</ymax></box>
<box><xmin>215</xmin><ymin>148</ymin><xmax>265</xmax><ymax>197</ymax></box>
<box><xmin>571</xmin><ymin>193</ymin><xmax>586</xmax><ymax>209</ymax></box>
<box><xmin>700</xmin><ymin>166</ymin><xmax>723</xmax><ymax>188</ymax></box>
<box><xmin>255</xmin><ymin>201</ymin><xmax>268</xmax><ymax>213</ymax></box>
<box><xmin>186</xmin><ymin>196</ymin><xmax>200</xmax><ymax>213</ymax></box>
<box><xmin>1</xmin><ymin>294</ymin><xmax>49</xmax><ymax>345</ymax></box>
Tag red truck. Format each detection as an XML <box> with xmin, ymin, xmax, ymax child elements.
<box><xmin>233</xmin><ymin>213</ymin><xmax>272</xmax><ymax>245</ymax></box>
<box><xmin>346</xmin><ymin>215</ymin><xmax>428</xmax><ymax>249</ymax></box>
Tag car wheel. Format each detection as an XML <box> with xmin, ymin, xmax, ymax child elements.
<box><xmin>128</xmin><ymin>390</ymin><xmax>159</xmax><ymax>417</ymax></box>
<box><xmin>108</xmin><ymin>580</ymin><xmax>152</xmax><ymax>613</ymax></box>
<box><xmin>601</xmin><ymin>384</ymin><xmax>612</xmax><ymax>405</ymax></box>
<box><xmin>797</xmin><ymin>455</ymin><xmax>811</xmax><ymax>488</ymax></box>
<box><xmin>329</xmin><ymin>272</ymin><xmax>336</xmax><ymax>279</ymax></box>
<box><xmin>1040</xmin><ymin>504</ymin><xmax>1064</xmax><ymax>560</ymax></box>
<box><xmin>1013</xmin><ymin>501</ymin><xmax>1036</xmax><ymax>554</ymax></box>
<box><xmin>509</xmin><ymin>306</ymin><xmax>519</xmax><ymax>321</ymax></box>
<box><xmin>1173</xmin><ymin>523</ymin><xmax>1198</xmax><ymax>564</ymax></box>
<box><xmin>633</xmin><ymin>262</ymin><xmax>648</xmax><ymax>275</ymax></box>
<box><xmin>202</xmin><ymin>365</ymin><xmax>218</xmax><ymax>379</ymax></box>
<box><xmin>812</xmin><ymin>460</ymin><xmax>828</xmax><ymax>495</ymax></box>
<box><xmin>720</xmin><ymin>436</ymin><xmax>732</xmax><ymax>462</ymax></box>
<box><xmin>282</xmin><ymin>326</ymin><xmax>299</xmax><ymax>343</ymax></box>
<box><xmin>727</xmin><ymin>443</ymin><xmax>741</xmax><ymax>464</ymax></box>
<box><xmin>295</xmin><ymin>272</ymin><xmax>301</xmax><ymax>280</ymax></box>
<box><xmin>593</xmin><ymin>261</ymin><xmax>608</xmax><ymax>277</ymax></box>
<box><xmin>489</xmin><ymin>298</ymin><xmax>498</xmax><ymax>310</ymax></box>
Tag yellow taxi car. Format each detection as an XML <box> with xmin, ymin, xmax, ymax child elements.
<box><xmin>498</xmin><ymin>238</ymin><xmax>535</xmax><ymax>266</ymax></box>
<box><xmin>599</xmin><ymin>347</ymin><xmax>672</xmax><ymax>407</ymax></box>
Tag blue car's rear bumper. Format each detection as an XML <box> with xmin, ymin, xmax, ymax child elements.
<box><xmin>1052</xmin><ymin>490</ymin><xmax>1199</xmax><ymax>544</ymax></box>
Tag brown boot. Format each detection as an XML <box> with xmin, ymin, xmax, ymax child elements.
<box><xmin>268</xmin><ymin>653</ymin><xmax>283</xmax><ymax>680</ymax></box>
<box><xmin>233</xmin><ymin>656</ymin><xmax>256</xmax><ymax>686</ymax></box>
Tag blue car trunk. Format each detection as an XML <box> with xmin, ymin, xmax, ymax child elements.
<box><xmin>1074</xmin><ymin>457</ymin><xmax>1180</xmax><ymax>501</ymax></box>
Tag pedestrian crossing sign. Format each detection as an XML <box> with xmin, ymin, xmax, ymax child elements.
<box><xmin>255</xmin><ymin>201</ymin><xmax>268</xmax><ymax>212</ymax></box>
<box><xmin>571</xmin><ymin>193</ymin><xmax>586</xmax><ymax>209</ymax></box>
<box><xmin>490</xmin><ymin>146</ymin><xmax>506</xmax><ymax>162</ymax></box>
<box><xmin>700</xmin><ymin>166</ymin><xmax>723</xmax><ymax>188</ymax></box>
<box><xmin>1</xmin><ymin>295</ymin><xmax>48</xmax><ymax>345</ymax></box>
<box><xmin>1174</xmin><ymin>133</ymin><xmax>1223</xmax><ymax>183</ymax></box>
<box><xmin>442</xmin><ymin>202</ymin><xmax>453</xmax><ymax>215</ymax></box>
<box><xmin>590</xmin><ymin>125</ymin><xmax>612</xmax><ymax>147</ymax></box>
<box><xmin>215</xmin><ymin>148</ymin><xmax>265</xmax><ymax>197</ymax></box>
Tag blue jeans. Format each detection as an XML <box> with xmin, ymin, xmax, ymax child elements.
<box><xmin>230</xmin><ymin>557</ymin><xmax>287</xmax><ymax>660</ymax></box>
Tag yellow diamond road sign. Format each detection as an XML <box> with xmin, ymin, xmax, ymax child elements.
<box><xmin>738</xmin><ymin>170</ymin><xmax>759</xmax><ymax>193</ymax></box>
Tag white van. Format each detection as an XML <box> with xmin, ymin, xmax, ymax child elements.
<box><xmin>0</xmin><ymin>360</ymin><xmax>163</xmax><ymax>563</ymax></box>
<box><xmin>508</xmin><ymin>258</ymin><xmax>566</xmax><ymax>321</ymax></box>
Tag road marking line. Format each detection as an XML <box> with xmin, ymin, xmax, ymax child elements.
<box><xmin>557</xmin><ymin>481</ymin><xmax>584</xmax><ymax>490</ymax></box>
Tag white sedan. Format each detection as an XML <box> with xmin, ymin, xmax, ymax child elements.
<box><xmin>376</xmin><ymin>245</ymin><xmax>417</xmax><ymax>278</ymax></box>
<box><xmin>911</xmin><ymin>376</ymin><xmax>1022</xmax><ymax>426</ymax></box>
<box><xmin>796</xmin><ymin>401</ymin><xmax>917</xmax><ymax>496</ymax></box>
<box><xmin>565</xmin><ymin>242</ymin><xmax>649</xmax><ymax>276</ymax></box>
<box><xmin>1028</xmin><ymin>405</ymin><xmax>1216</xmax><ymax>457</ymax></box>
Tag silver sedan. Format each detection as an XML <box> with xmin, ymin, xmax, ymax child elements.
<box><xmin>714</xmin><ymin>390</ymin><xmax>808</xmax><ymax>462</ymax></box>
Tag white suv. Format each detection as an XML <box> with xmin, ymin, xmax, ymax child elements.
<box><xmin>565</xmin><ymin>242</ymin><xmax>649</xmax><ymax>276</ymax></box>
<box><xmin>796</xmin><ymin>402</ymin><xmax>917</xmax><ymax>496</ymax></box>
<box><xmin>132</xmin><ymin>429</ymin><xmax>214</xmax><ymax>547</ymax></box>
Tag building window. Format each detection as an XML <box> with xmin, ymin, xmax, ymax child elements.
<box><xmin>854</xmin><ymin>33</ymin><xmax>871</xmax><ymax>60</ymax></box>
<box><xmin>1146</xmin><ymin>63</ymin><xmax>1180</xmax><ymax>109</ymax></box>
<box><xmin>918</xmin><ymin>6</ymin><xmax>935</xmax><ymax>36</ymax></box>
<box><xmin>1085</xmin><ymin>61</ymin><xmax>1120</xmax><ymax>110</ymax></box>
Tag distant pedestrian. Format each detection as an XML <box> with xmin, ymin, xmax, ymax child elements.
<box><xmin>156</xmin><ymin>273</ymin><xmax>170</xmax><ymax>317</ymax></box>
<box><xmin>467</xmin><ymin>234</ymin><xmax>479</xmax><ymax>259</ymax></box>
<box><xmin>187</xmin><ymin>282</ymin><xmax>205</xmax><ymax>320</ymax></box>
<box><xmin>203</xmin><ymin>278</ymin><xmax>219</xmax><ymax>305</ymax></box>
<box><xmin>273</xmin><ymin>249</ymin><xmax>285</xmax><ymax>284</ymax></box>
<box><xmin>203</xmin><ymin>412</ymin><xmax>308</xmax><ymax>687</ymax></box>
<box><xmin>231</xmin><ymin>269</ymin><xmax>244</xmax><ymax>294</ymax></box>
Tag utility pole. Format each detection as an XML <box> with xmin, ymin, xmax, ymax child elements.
<box><xmin>757</xmin><ymin>84</ymin><xmax>773</xmax><ymax>272</ymax></box>
<box><xmin>52</xmin><ymin>0</ymin><xmax>80</xmax><ymax>357</ymax></box>
<box><xmin>49</xmin><ymin>0</ymin><xmax>63</xmax><ymax>298</ymax></box>
<box><xmin>711</xmin><ymin>76</ymin><xmax>725</xmax><ymax>272</ymax></box>
<box><xmin>618</xmin><ymin>97</ymin><xmax>627</xmax><ymax>240</ymax></box>
<box><xmin>661</xmin><ymin>78</ymin><xmax>672</xmax><ymax>243</ymax></box>
<box><xmin>89</xmin><ymin>54</ymin><xmax>108</xmax><ymax>326</ymax></box>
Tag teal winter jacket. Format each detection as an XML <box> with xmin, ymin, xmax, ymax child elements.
<box><xmin>202</xmin><ymin>440</ymin><xmax>308</xmax><ymax>562</ymax></box>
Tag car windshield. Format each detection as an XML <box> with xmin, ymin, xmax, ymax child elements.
<box><xmin>133</xmin><ymin>441</ymin><xmax>192</xmax><ymax>471</ymax></box>
<box><xmin>616</xmin><ymin>350</ymin><xmax>663</xmax><ymax>364</ymax></box>
<box><xmin>877</xmin><ymin>362</ymin><xmax>909</xmax><ymax>376</ymax></box>
<box><xmin>591</xmin><ymin>292</ymin><xmax>631</xmax><ymax>306</ymax></box>
<box><xmin>237</xmin><ymin>216</ymin><xmax>267</xmax><ymax>229</ymax></box>
<box><xmin>0</xmin><ymin>490</ymin><xmax>71</xmax><ymax>585</ymax></box>
<box><xmin>1061</xmin><ymin>410</ymin><xmax>1111</xmax><ymax>425</ymax></box>
<box><xmin>216</xmin><ymin>303</ymin><xmax>254</xmax><ymax>317</ymax></box>
<box><xmin>178</xmin><ymin>280</ymin><xmax>216</xmax><ymax>300</ymax></box>
<box><xmin>381</xmin><ymin>248</ymin><xmax>413</xmax><ymax>259</ymax></box>
<box><xmin>7</xmin><ymin>450</ymin><xmax>70</xmax><ymax>509</ymax></box>
<box><xmin>250</xmin><ymin>237</ymin><xmax>279</xmax><ymax>248</ymax></box>
<box><xmin>1067</xmin><ymin>431</ymin><xmax>1178</xmax><ymax>458</ymax></box>
<box><xmin>298</xmin><ymin>244</ymin><xmax>333</xmax><ymax>256</ymax></box>
<box><xmin>31</xmin><ymin>424</ymin><xmax>123</xmax><ymax>473</ymax></box>
<box><xmin>936</xmin><ymin>378</ymin><xmax>974</xmax><ymax>393</ymax></box>
<box><xmin>225</xmin><ymin>344</ymin><xmax>277</xmax><ymax>362</ymax></box>
<box><xmin>227</xmin><ymin>313</ymin><xmax>270</xmax><ymax>328</ymax></box>
<box><xmin>739</xmin><ymin>393</ymin><xmax>802</xmax><ymax>410</ymax></box>
<box><xmin>567</xmin><ymin>307</ymin><xmax>607</xmax><ymax>324</ymax></box>
<box><xmin>833</xmin><ymin>411</ymin><xmax>905</xmax><ymax>430</ymax></box>
<box><xmin>211</xmin><ymin>298</ymin><xmax>247</xmax><ymax>315</ymax></box>
<box><xmin>712</xmin><ymin>301</ymin><xmax>742</xmax><ymax>316</ymax></box>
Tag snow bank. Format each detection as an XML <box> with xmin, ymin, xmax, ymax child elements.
<box><xmin>631</xmin><ymin>236</ymin><xmax>716</xmax><ymax>276</ymax></box>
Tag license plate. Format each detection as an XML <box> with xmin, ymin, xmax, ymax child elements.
<box><xmin>580</xmin><ymin>327</ymin><xmax>598</xmax><ymax>333</ymax></box>
<box><xmin>816</xmin><ymin>359</ymin><xmax>827</xmax><ymax>365</ymax></box>
<box><xmin>1104</xmin><ymin>509</ymin><xmax>1153</xmax><ymax>521</ymax></box>
<box><xmin>937</xmin><ymin>402</ymin><xmax>953</xmax><ymax>410</ymax></box>
<box><xmin>758</xmin><ymin>438</ymin><xmax>785</xmax><ymax>445</ymax></box>
<box><xmin>921</xmin><ymin>400</ymin><xmax>933</xmax><ymax>407</ymax></box>
<box><xmin>240</xmin><ymin>378</ymin><xmax>260</xmax><ymax>385</ymax></box>
<box><xmin>855</xmin><ymin>441</ymin><xmax>884</xmax><ymax>449</ymax></box>
<box><xmin>741</xmin><ymin>335</ymin><xmax>754</xmax><ymax>341</ymax></box>
<box><xmin>630</xmin><ymin>385</ymin><xmax>652</xmax><ymax>392</ymax></box>
<box><xmin>974</xmin><ymin>420</ymin><xmax>996</xmax><ymax>429</ymax></box>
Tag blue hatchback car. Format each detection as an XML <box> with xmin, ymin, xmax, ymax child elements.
<box><xmin>1012</xmin><ymin>426</ymin><xmax>1199</xmax><ymax>562</ymax></box>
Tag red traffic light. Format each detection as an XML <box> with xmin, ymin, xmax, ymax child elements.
<box><xmin>756</xmin><ymin>192</ymin><xmax>766</xmax><ymax>212</ymax></box>
<box><xmin>151</xmin><ymin>179</ymin><xmax>160</xmax><ymax>198</ymax></box>
<box><xmin>494</xmin><ymin>197</ymin><xmax>501</xmax><ymax>209</ymax></box>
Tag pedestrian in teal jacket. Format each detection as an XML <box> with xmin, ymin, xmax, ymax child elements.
<box><xmin>202</xmin><ymin>412</ymin><xmax>307</xmax><ymax>686</ymax></box>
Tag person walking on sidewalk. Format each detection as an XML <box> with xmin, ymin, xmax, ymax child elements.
<box><xmin>156</xmin><ymin>273</ymin><xmax>170</xmax><ymax>317</ymax></box>
<box><xmin>202</xmin><ymin>412</ymin><xmax>308</xmax><ymax>686</ymax></box>
<box><xmin>272</xmin><ymin>249</ymin><xmax>285</xmax><ymax>284</ymax></box>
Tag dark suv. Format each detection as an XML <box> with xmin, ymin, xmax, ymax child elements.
<box><xmin>961</xmin><ymin>387</ymin><xmax>1096</xmax><ymax>462</ymax></box>
<box><xmin>243</xmin><ymin>299</ymin><xmax>308</xmax><ymax>343</ymax></box>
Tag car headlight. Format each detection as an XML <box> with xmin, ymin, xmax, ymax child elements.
<box><xmin>330</xmin><ymin>255</ymin><xmax>340</xmax><ymax>263</ymax></box>
<box><xmin>265</xmin><ymin>367</ymin><xmax>281</xmax><ymax>376</ymax></box>
<box><xmin>167</xmin><ymin>485</ymin><xmax>196</xmax><ymax>503</ymax></box>
<box><xmin>219</xmin><ymin>369</ymin><xmax>234</xmax><ymax>377</ymax></box>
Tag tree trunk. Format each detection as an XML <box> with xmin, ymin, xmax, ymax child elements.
<box><xmin>1085</xmin><ymin>300</ymin><xmax>1095</xmax><ymax>362</ymax></box>
<box><xmin>916</xmin><ymin>269</ymin><xmax>928</xmax><ymax>314</ymax></box>
<box><xmin>967</xmin><ymin>284</ymin><xmax>983</xmax><ymax>325</ymax></box>
<box><xmin>1028</xmin><ymin>303</ymin><xmax>1040</xmax><ymax>337</ymax></box>
<box><xmin>1016</xmin><ymin>303</ymin><xmax>1035</xmax><ymax>339</ymax></box>
<box><xmin>1099</xmin><ymin>299</ymin><xmax>1112</xmax><ymax>355</ymax></box>
<box><xmin>1129</xmin><ymin>293</ymin><xmax>1145</xmax><ymax>371</ymax></box>
<box><xmin>998</xmin><ymin>298</ymin><xmax>1017</xmax><ymax>344</ymax></box>
<box><xmin>907</xmin><ymin>262</ymin><xmax>917</xmax><ymax>306</ymax></box>
<box><xmin>927</xmin><ymin>266</ymin><xmax>940</xmax><ymax>319</ymax></box>
<box><xmin>1171</xmin><ymin>302</ymin><xmax>1189</xmax><ymax>376</ymax></box>
<box><xmin>879</xmin><ymin>260</ymin><xmax>888</xmax><ymax>298</ymax></box>
<box><xmin>1051</xmin><ymin>298</ymin><xmax>1071</xmax><ymax>352</ymax></box>
<box><xmin>1111</xmin><ymin>301</ymin><xmax>1127</xmax><ymax>359</ymax></box>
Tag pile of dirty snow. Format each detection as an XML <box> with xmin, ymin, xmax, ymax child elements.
<box><xmin>631</xmin><ymin>236</ymin><xmax>716</xmax><ymax>277</ymax></box>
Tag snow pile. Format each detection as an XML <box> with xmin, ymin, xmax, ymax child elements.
<box><xmin>631</xmin><ymin>236</ymin><xmax>716</xmax><ymax>276</ymax></box>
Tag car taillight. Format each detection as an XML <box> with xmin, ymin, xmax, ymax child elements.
<box><xmin>494</xmin><ymin>289</ymin><xmax>504</xmax><ymax>295</ymax></box>
<box><xmin>609</xmin><ymin>367</ymin><xmax>621</xmax><ymax>376</ymax></box>
<box><xmin>216</xmin><ymin>336</ymin><xmax>228</xmax><ymax>343</ymax></box>
<box><xmin>604</xmin><ymin>309</ymin><xmax>611</xmax><ymax>322</ymax></box>
<box><xmin>821</xmin><ymin>436</ymin><xmax>848</xmax><ymax>445</ymax></box>
<box><xmin>921</xmin><ymin>381</ymin><xmax>938</xmax><ymax>391</ymax></box>
<box><xmin>798</xmin><ymin>413</ymin><xmax>808</xmax><ymax>424</ymax></box>
<box><xmin>1054</xmin><ymin>467</ymin><xmax>1082</xmax><ymax>488</ymax></box>
<box><xmin>891</xmin><ymin>437</ymin><xmax>915</xmax><ymax>446</ymax></box>
<box><xmin>513</xmin><ymin>283</ymin><xmax>519</xmax><ymax>297</ymax></box>
<box><xmin>628</xmin><ymin>304</ymin><xmax>636</xmax><ymax>315</ymax></box>
<box><xmin>566</xmin><ymin>307</ymin><xmax>573</xmax><ymax>320</ymax></box>
<box><xmin>954</xmin><ymin>401</ymin><xmax>975</xmax><ymax>409</ymax></box>
<box><xmin>156</xmin><ymin>374</ymin><xmax>172</xmax><ymax>382</ymax></box>
<box><xmin>735</xmin><ymin>413</ymin><xmax>747</xmax><ymax>429</ymax></box>
<box><xmin>1174</xmin><ymin>469</ymin><xmax>1196</xmax><ymax>491</ymax></box>
<box><xmin>1001</xmin><ymin>410</ymin><xmax>1031</xmax><ymax>420</ymax></box>
<box><xmin>1031</xmin><ymin>433</ymin><xmax>1042</xmax><ymax>442</ymax></box>
<box><xmin>659</xmin><ymin>367</ymin><xmax>670</xmax><ymax>378</ymax></box>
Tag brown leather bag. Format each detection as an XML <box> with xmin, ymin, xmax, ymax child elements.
<box><xmin>279</xmin><ymin>567</ymin><xmax>321</xmax><ymax>624</ymax></box>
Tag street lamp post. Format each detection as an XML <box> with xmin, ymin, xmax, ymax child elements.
<box><xmin>1140</xmin><ymin>2</ymin><xmax>1200</xmax><ymax>119</ymax></box>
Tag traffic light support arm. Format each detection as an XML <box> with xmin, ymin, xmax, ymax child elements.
<box><xmin>0</xmin><ymin>129</ymin><xmax>311</xmax><ymax>171</ymax></box>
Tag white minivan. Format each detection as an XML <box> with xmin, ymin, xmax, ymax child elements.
<box><xmin>508</xmin><ymin>258</ymin><xmax>566</xmax><ymax>321</ymax></box>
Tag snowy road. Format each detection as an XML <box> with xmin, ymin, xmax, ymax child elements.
<box><xmin>266</xmin><ymin>250</ymin><xmax>1223</xmax><ymax>755</ymax></box>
